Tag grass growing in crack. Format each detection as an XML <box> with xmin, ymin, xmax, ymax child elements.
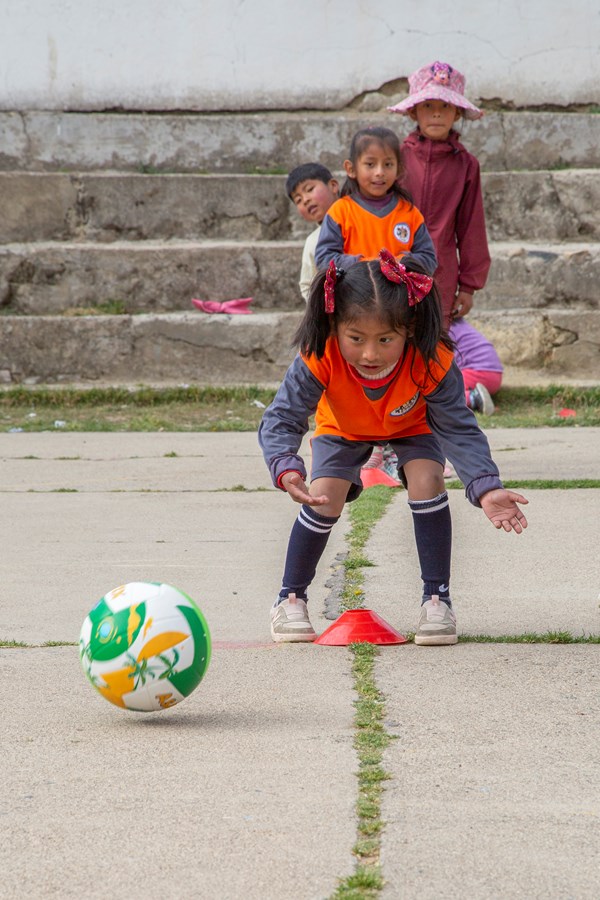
<box><xmin>332</xmin><ymin>485</ymin><xmax>400</xmax><ymax>898</ymax></box>
<box><xmin>0</xmin><ymin>639</ymin><xmax>77</xmax><ymax>648</ymax></box>
<box><xmin>400</xmin><ymin>632</ymin><xmax>600</xmax><ymax>644</ymax></box>
<box><xmin>42</xmin><ymin>640</ymin><xmax>78</xmax><ymax>647</ymax></box>
<box><xmin>460</xmin><ymin>631</ymin><xmax>600</xmax><ymax>644</ymax></box>
<box><xmin>332</xmin><ymin>643</ymin><xmax>391</xmax><ymax>899</ymax></box>
<box><xmin>445</xmin><ymin>479</ymin><xmax>600</xmax><ymax>490</ymax></box>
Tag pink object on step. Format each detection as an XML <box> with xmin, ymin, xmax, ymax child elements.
<box><xmin>191</xmin><ymin>297</ymin><xmax>253</xmax><ymax>314</ymax></box>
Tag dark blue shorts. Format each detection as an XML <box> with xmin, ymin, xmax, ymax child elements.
<box><xmin>309</xmin><ymin>433</ymin><xmax>445</xmax><ymax>502</ymax></box>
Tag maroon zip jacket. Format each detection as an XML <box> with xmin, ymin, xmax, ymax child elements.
<box><xmin>401</xmin><ymin>129</ymin><xmax>491</xmax><ymax>323</ymax></box>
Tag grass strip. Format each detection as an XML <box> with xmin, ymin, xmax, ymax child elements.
<box><xmin>459</xmin><ymin>632</ymin><xmax>600</xmax><ymax>644</ymax></box>
<box><xmin>332</xmin><ymin>485</ymin><xmax>399</xmax><ymax>898</ymax></box>
<box><xmin>0</xmin><ymin>385</ymin><xmax>275</xmax><ymax>407</ymax></box>
<box><xmin>5</xmin><ymin>632</ymin><xmax>598</xmax><ymax>649</ymax></box>
<box><xmin>445</xmin><ymin>479</ymin><xmax>600</xmax><ymax>490</ymax></box>
<box><xmin>332</xmin><ymin>643</ymin><xmax>390</xmax><ymax>899</ymax></box>
<box><xmin>1</xmin><ymin>384</ymin><xmax>599</xmax><ymax>430</ymax></box>
<box><xmin>1</xmin><ymin>384</ymin><xmax>598</xmax><ymax>407</ymax></box>
<box><xmin>0</xmin><ymin>640</ymin><xmax>77</xmax><ymax>648</ymax></box>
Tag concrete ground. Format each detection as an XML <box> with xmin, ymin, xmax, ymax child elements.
<box><xmin>1</xmin><ymin>428</ymin><xmax>599</xmax><ymax>898</ymax></box>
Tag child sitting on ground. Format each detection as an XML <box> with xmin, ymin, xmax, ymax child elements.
<box><xmin>258</xmin><ymin>251</ymin><xmax>528</xmax><ymax>645</ymax></box>
<box><xmin>449</xmin><ymin>316</ymin><xmax>503</xmax><ymax>415</ymax></box>
<box><xmin>285</xmin><ymin>163</ymin><xmax>340</xmax><ymax>302</ymax></box>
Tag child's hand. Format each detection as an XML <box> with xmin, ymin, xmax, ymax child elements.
<box><xmin>480</xmin><ymin>489</ymin><xmax>529</xmax><ymax>533</ymax></box>
<box><xmin>281</xmin><ymin>472</ymin><xmax>330</xmax><ymax>506</ymax></box>
<box><xmin>452</xmin><ymin>290</ymin><xmax>473</xmax><ymax>318</ymax></box>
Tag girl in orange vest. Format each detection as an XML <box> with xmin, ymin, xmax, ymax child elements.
<box><xmin>315</xmin><ymin>126</ymin><xmax>437</xmax><ymax>275</ymax></box>
<box><xmin>316</xmin><ymin>125</ymin><xmax>438</xmax><ymax>485</ymax></box>
<box><xmin>259</xmin><ymin>251</ymin><xmax>528</xmax><ymax>646</ymax></box>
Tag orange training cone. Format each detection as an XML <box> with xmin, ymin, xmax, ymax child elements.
<box><xmin>360</xmin><ymin>467</ymin><xmax>402</xmax><ymax>489</ymax></box>
<box><xmin>315</xmin><ymin>608</ymin><xmax>408</xmax><ymax>646</ymax></box>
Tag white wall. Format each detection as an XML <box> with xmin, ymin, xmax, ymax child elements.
<box><xmin>1</xmin><ymin>0</ymin><xmax>598</xmax><ymax>111</ymax></box>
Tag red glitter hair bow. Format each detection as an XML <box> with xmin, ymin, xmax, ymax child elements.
<box><xmin>378</xmin><ymin>248</ymin><xmax>433</xmax><ymax>306</ymax></box>
<box><xmin>324</xmin><ymin>260</ymin><xmax>343</xmax><ymax>313</ymax></box>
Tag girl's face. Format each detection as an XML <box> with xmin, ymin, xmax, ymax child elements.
<box><xmin>410</xmin><ymin>100</ymin><xmax>461</xmax><ymax>141</ymax></box>
<box><xmin>344</xmin><ymin>141</ymin><xmax>399</xmax><ymax>200</ymax></box>
<box><xmin>336</xmin><ymin>312</ymin><xmax>408</xmax><ymax>379</ymax></box>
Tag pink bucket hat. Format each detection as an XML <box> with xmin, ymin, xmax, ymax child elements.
<box><xmin>388</xmin><ymin>61</ymin><xmax>482</xmax><ymax>120</ymax></box>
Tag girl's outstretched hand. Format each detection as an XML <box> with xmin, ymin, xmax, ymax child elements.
<box><xmin>281</xmin><ymin>472</ymin><xmax>329</xmax><ymax>507</ymax></box>
<box><xmin>480</xmin><ymin>489</ymin><xmax>529</xmax><ymax>533</ymax></box>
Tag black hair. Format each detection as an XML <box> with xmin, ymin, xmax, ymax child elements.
<box><xmin>285</xmin><ymin>162</ymin><xmax>335</xmax><ymax>199</ymax></box>
<box><xmin>294</xmin><ymin>254</ymin><xmax>453</xmax><ymax>384</ymax></box>
<box><xmin>341</xmin><ymin>126</ymin><xmax>413</xmax><ymax>204</ymax></box>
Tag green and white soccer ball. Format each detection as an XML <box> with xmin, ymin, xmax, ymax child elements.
<box><xmin>79</xmin><ymin>582</ymin><xmax>211</xmax><ymax>712</ymax></box>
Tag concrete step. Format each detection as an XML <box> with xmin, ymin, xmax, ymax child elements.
<box><xmin>2</xmin><ymin>110</ymin><xmax>600</xmax><ymax>174</ymax></box>
<box><xmin>2</xmin><ymin>170</ymin><xmax>600</xmax><ymax>244</ymax></box>
<box><xmin>1</xmin><ymin>307</ymin><xmax>598</xmax><ymax>386</ymax></box>
<box><xmin>0</xmin><ymin>312</ymin><xmax>300</xmax><ymax>386</ymax></box>
<box><xmin>0</xmin><ymin>173</ymin><xmax>302</xmax><ymax>244</ymax></box>
<box><xmin>484</xmin><ymin>170</ymin><xmax>600</xmax><ymax>242</ymax></box>
<box><xmin>0</xmin><ymin>240</ymin><xmax>304</xmax><ymax>314</ymax></box>
<box><xmin>1</xmin><ymin>239</ymin><xmax>599</xmax><ymax>315</ymax></box>
<box><xmin>477</xmin><ymin>242</ymin><xmax>600</xmax><ymax>311</ymax></box>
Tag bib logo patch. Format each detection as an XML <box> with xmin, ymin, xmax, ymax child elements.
<box><xmin>390</xmin><ymin>392</ymin><xmax>419</xmax><ymax>417</ymax></box>
<box><xmin>393</xmin><ymin>222</ymin><xmax>411</xmax><ymax>244</ymax></box>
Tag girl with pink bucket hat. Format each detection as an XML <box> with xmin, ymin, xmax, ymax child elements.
<box><xmin>388</xmin><ymin>62</ymin><xmax>502</xmax><ymax>420</ymax></box>
<box><xmin>388</xmin><ymin>62</ymin><xmax>490</xmax><ymax>322</ymax></box>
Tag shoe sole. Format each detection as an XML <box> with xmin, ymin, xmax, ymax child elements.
<box><xmin>414</xmin><ymin>633</ymin><xmax>458</xmax><ymax>646</ymax></box>
<box><xmin>271</xmin><ymin>630</ymin><xmax>317</xmax><ymax>643</ymax></box>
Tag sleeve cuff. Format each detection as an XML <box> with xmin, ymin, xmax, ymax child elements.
<box><xmin>465</xmin><ymin>474</ymin><xmax>504</xmax><ymax>507</ymax></box>
<box><xmin>276</xmin><ymin>469</ymin><xmax>303</xmax><ymax>491</ymax></box>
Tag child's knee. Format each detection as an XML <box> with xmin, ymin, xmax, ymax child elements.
<box><xmin>309</xmin><ymin>476</ymin><xmax>352</xmax><ymax>516</ymax></box>
<box><xmin>405</xmin><ymin>464</ymin><xmax>445</xmax><ymax>500</ymax></box>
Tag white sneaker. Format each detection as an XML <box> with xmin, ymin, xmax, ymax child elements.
<box><xmin>270</xmin><ymin>594</ymin><xmax>317</xmax><ymax>643</ymax></box>
<box><xmin>470</xmin><ymin>383</ymin><xmax>495</xmax><ymax>415</ymax></box>
<box><xmin>414</xmin><ymin>595</ymin><xmax>457</xmax><ymax>646</ymax></box>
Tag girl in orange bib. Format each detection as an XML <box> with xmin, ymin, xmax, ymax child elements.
<box><xmin>315</xmin><ymin>126</ymin><xmax>437</xmax><ymax>274</ymax></box>
<box><xmin>259</xmin><ymin>251</ymin><xmax>528</xmax><ymax>645</ymax></box>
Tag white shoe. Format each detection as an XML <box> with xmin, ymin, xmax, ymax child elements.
<box><xmin>470</xmin><ymin>383</ymin><xmax>495</xmax><ymax>415</ymax></box>
<box><xmin>270</xmin><ymin>594</ymin><xmax>317</xmax><ymax>643</ymax></box>
<box><xmin>414</xmin><ymin>595</ymin><xmax>457</xmax><ymax>645</ymax></box>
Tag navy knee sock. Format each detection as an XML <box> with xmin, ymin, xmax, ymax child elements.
<box><xmin>408</xmin><ymin>491</ymin><xmax>452</xmax><ymax>607</ymax></box>
<box><xmin>278</xmin><ymin>505</ymin><xmax>340</xmax><ymax>602</ymax></box>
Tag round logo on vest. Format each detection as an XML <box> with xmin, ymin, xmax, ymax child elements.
<box><xmin>390</xmin><ymin>392</ymin><xmax>419</xmax><ymax>417</ymax></box>
<box><xmin>393</xmin><ymin>222</ymin><xmax>411</xmax><ymax>243</ymax></box>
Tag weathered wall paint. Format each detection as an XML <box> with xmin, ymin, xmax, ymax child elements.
<box><xmin>0</xmin><ymin>0</ymin><xmax>598</xmax><ymax>110</ymax></box>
